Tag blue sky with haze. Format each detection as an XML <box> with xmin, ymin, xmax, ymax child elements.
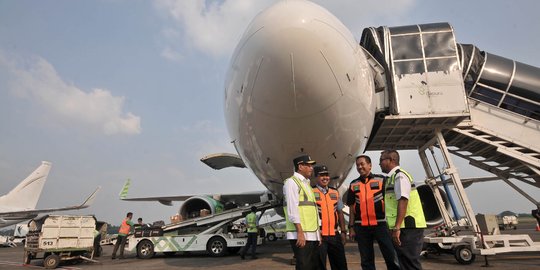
<box><xmin>1</xmin><ymin>0</ymin><xmax>539</xmax><ymax>225</ymax></box>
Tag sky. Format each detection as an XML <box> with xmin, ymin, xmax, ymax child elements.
<box><xmin>1</xmin><ymin>0</ymin><xmax>539</xmax><ymax>226</ymax></box>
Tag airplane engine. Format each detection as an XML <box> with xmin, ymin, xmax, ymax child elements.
<box><xmin>417</xmin><ymin>185</ymin><xmax>450</xmax><ymax>227</ymax></box>
<box><xmin>178</xmin><ymin>196</ymin><xmax>224</xmax><ymax>220</ymax></box>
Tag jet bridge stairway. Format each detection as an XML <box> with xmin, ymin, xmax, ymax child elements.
<box><xmin>445</xmin><ymin>104</ymin><xmax>540</xmax><ymax>189</ymax></box>
<box><xmin>360</xmin><ymin>22</ymin><xmax>540</xmax><ymax>263</ymax></box>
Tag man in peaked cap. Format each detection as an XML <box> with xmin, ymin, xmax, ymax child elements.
<box><xmin>283</xmin><ymin>154</ymin><xmax>324</xmax><ymax>269</ymax></box>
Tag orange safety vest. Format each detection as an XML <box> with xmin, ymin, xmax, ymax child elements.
<box><xmin>119</xmin><ymin>218</ymin><xmax>131</xmax><ymax>235</ymax></box>
<box><xmin>313</xmin><ymin>186</ymin><xmax>340</xmax><ymax>236</ymax></box>
<box><xmin>349</xmin><ymin>174</ymin><xmax>386</xmax><ymax>226</ymax></box>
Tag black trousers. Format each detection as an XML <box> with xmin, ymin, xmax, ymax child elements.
<box><xmin>241</xmin><ymin>232</ymin><xmax>258</xmax><ymax>257</ymax></box>
<box><xmin>394</xmin><ymin>228</ymin><xmax>424</xmax><ymax>270</ymax></box>
<box><xmin>289</xmin><ymin>240</ymin><xmax>324</xmax><ymax>270</ymax></box>
<box><xmin>111</xmin><ymin>235</ymin><xmax>127</xmax><ymax>258</ymax></box>
<box><xmin>354</xmin><ymin>224</ymin><xmax>400</xmax><ymax>270</ymax></box>
<box><xmin>320</xmin><ymin>234</ymin><xmax>348</xmax><ymax>270</ymax></box>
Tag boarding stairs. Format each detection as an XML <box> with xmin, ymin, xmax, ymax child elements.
<box><xmin>360</xmin><ymin>22</ymin><xmax>540</xmax><ymax>263</ymax></box>
<box><xmin>446</xmin><ymin>103</ymin><xmax>540</xmax><ymax>189</ymax></box>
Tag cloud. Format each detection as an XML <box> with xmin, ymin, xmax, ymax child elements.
<box><xmin>153</xmin><ymin>0</ymin><xmax>415</xmax><ymax>59</ymax></box>
<box><xmin>0</xmin><ymin>51</ymin><xmax>141</xmax><ymax>135</ymax></box>
<box><xmin>154</xmin><ymin>0</ymin><xmax>275</xmax><ymax>59</ymax></box>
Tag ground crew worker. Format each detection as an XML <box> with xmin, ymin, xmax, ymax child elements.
<box><xmin>312</xmin><ymin>165</ymin><xmax>348</xmax><ymax>270</ymax></box>
<box><xmin>283</xmin><ymin>154</ymin><xmax>324</xmax><ymax>270</ymax></box>
<box><xmin>241</xmin><ymin>206</ymin><xmax>259</xmax><ymax>259</ymax></box>
<box><xmin>380</xmin><ymin>150</ymin><xmax>426</xmax><ymax>270</ymax></box>
<box><xmin>347</xmin><ymin>155</ymin><xmax>399</xmax><ymax>270</ymax></box>
<box><xmin>112</xmin><ymin>212</ymin><xmax>134</xmax><ymax>260</ymax></box>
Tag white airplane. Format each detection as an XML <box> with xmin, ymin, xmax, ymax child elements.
<box><xmin>0</xmin><ymin>161</ymin><xmax>101</xmax><ymax>228</ymax></box>
<box><xmin>122</xmin><ymin>0</ymin><xmax>540</xmax><ymax>223</ymax></box>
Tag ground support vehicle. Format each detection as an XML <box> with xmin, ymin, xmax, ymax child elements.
<box><xmin>260</xmin><ymin>218</ymin><xmax>286</xmax><ymax>242</ymax></box>
<box><xmin>24</xmin><ymin>215</ymin><xmax>99</xmax><ymax>269</ymax></box>
<box><xmin>418</xmin><ymin>132</ymin><xmax>540</xmax><ymax>264</ymax></box>
<box><xmin>498</xmin><ymin>215</ymin><xmax>518</xmax><ymax>230</ymax></box>
<box><xmin>127</xmin><ymin>201</ymin><xmax>275</xmax><ymax>258</ymax></box>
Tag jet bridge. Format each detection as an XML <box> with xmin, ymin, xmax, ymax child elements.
<box><xmin>360</xmin><ymin>22</ymin><xmax>540</xmax><ymax>264</ymax></box>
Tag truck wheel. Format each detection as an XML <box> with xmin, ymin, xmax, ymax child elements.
<box><xmin>454</xmin><ymin>245</ymin><xmax>475</xmax><ymax>265</ymax></box>
<box><xmin>206</xmin><ymin>237</ymin><xmax>227</xmax><ymax>257</ymax></box>
<box><xmin>43</xmin><ymin>253</ymin><xmax>60</xmax><ymax>269</ymax></box>
<box><xmin>137</xmin><ymin>239</ymin><xmax>155</xmax><ymax>259</ymax></box>
<box><xmin>267</xmin><ymin>233</ymin><xmax>277</xmax><ymax>242</ymax></box>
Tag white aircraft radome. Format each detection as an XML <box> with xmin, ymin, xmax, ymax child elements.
<box><xmin>0</xmin><ymin>161</ymin><xmax>100</xmax><ymax>228</ymax></box>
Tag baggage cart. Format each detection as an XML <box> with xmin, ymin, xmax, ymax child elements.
<box><xmin>24</xmin><ymin>215</ymin><xmax>99</xmax><ymax>269</ymax></box>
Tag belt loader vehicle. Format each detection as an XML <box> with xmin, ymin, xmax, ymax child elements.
<box><xmin>127</xmin><ymin>202</ymin><xmax>273</xmax><ymax>259</ymax></box>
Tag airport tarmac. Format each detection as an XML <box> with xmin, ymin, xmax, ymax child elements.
<box><xmin>1</xmin><ymin>222</ymin><xmax>539</xmax><ymax>270</ymax></box>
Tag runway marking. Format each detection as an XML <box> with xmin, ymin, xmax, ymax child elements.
<box><xmin>0</xmin><ymin>260</ymin><xmax>82</xmax><ymax>269</ymax></box>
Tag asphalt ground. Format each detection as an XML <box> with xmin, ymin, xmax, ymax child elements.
<box><xmin>1</xmin><ymin>221</ymin><xmax>538</xmax><ymax>270</ymax></box>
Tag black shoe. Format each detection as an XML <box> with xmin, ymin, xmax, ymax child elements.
<box><xmin>240</xmin><ymin>254</ymin><xmax>245</xmax><ymax>260</ymax></box>
<box><xmin>118</xmin><ymin>256</ymin><xmax>125</xmax><ymax>259</ymax></box>
<box><xmin>111</xmin><ymin>257</ymin><xmax>116</xmax><ymax>260</ymax></box>
<box><xmin>251</xmin><ymin>256</ymin><xmax>258</xmax><ymax>260</ymax></box>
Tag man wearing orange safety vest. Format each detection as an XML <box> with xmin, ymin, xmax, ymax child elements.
<box><xmin>312</xmin><ymin>165</ymin><xmax>348</xmax><ymax>270</ymax></box>
<box><xmin>347</xmin><ymin>155</ymin><xmax>399</xmax><ymax>270</ymax></box>
<box><xmin>112</xmin><ymin>212</ymin><xmax>135</xmax><ymax>259</ymax></box>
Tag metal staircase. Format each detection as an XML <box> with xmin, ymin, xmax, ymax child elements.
<box><xmin>360</xmin><ymin>22</ymin><xmax>540</xmax><ymax>263</ymax></box>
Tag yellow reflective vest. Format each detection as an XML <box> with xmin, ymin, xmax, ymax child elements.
<box><xmin>284</xmin><ymin>176</ymin><xmax>319</xmax><ymax>232</ymax></box>
<box><xmin>384</xmin><ymin>168</ymin><xmax>426</xmax><ymax>229</ymax></box>
<box><xmin>246</xmin><ymin>212</ymin><xmax>258</xmax><ymax>233</ymax></box>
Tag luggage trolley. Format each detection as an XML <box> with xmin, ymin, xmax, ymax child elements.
<box><xmin>24</xmin><ymin>215</ymin><xmax>99</xmax><ymax>269</ymax></box>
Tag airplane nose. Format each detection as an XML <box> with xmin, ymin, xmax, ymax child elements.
<box><xmin>224</xmin><ymin>0</ymin><xmax>376</xmax><ymax>194</ymax></box>
<box><xmin>227</xmin><ymin>0</ymin><xmax>370</xmax><ymax>118</ymax></box>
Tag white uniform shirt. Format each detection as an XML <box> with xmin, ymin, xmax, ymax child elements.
<box><xmin>387</xmin><ymin>166</ymin><xmax>411</xmax><ymax>200</ymax></box>
<box><xmin>283</xmin><ymin>172</ymin><xmax>321</xmax><ymax>241</ymax></box>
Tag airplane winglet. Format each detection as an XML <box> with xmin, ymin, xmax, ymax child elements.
<box><xmin>80</xmin><ymin>186</ymin><xmax>101</xmax><ymax>208</ymax></box>
<box><xmin>119</xmin><ymin>179</ymin><xmax>131</xmax><ymax>200</ymax></box>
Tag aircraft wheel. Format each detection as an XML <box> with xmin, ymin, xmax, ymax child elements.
<box><xmin>454</xmin><ymin>245</ymin><xmax>475</xmax><ymax>265</ymax></box>
<box><xmin>137</xmin><ymin>239</ymin><xmax>155</xmax><ymax>259</ymax></box>
<box><xmin>206</xmin><ymin>237</ymin><xmax>227</xmax><ymax>257</ymax></box>
<box><xmin>43</xmin><ymin>253</ymin><xmax>60</xmax><ymax>269</ymax></box>
<box><xmin>267</xmin><ymin>233</ymin><xmax>277</xmax><ymax>242</ymax></box>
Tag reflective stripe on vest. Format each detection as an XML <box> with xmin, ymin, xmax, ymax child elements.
<box><xmin>384</xmin><ymin>169</ymin><xmax>427</xmax><ymax>229</ymax></box>
<box><xmin>119</xmin><ymin>218</ymin><xmax>131</xmax><ymax>235</ymax></box>
<box><xmin>246</xmin><ymin>212</ymin><xmax>258</xmax><ymax>233</ymax></box>
<box><xmin>313</xmin><ymin>187</ymin><xmax>339</xmax><ymax>236</ymax></box>
<box><xmin>284</xmin><ymin>176</ymin><xmax>319</xmax><ymax>232</ymax></box>
<box><xmin>349</xmin><ymin>175</ymin><xmax>386</xmax><ymax>226</ymax></box>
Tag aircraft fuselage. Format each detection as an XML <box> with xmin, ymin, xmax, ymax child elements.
<box><xmin>225</xmin><ymin>1</ymin><xmax>376</xmax><ymax>197</ymax></box>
